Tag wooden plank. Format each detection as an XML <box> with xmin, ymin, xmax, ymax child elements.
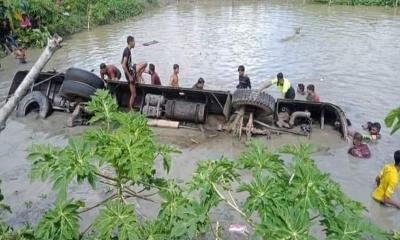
<box><xmin>147</xmin><ymin>119</ymin><xmax>179</xmax><ymax>128</ymax></box>
<box><xmin>223</xmin><ymin>93</ymin><xmax>232</xmax><ymax>121</ymax></box>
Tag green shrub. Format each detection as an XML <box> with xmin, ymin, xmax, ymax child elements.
<box><xmin>15</xmin><ymin>27</ymin><xmax>51</xmax><ymax>48</ymax></box>
<box><xmin>0</xmin><ymin>0</ymin><xmax>156</xmax><ymax>49</ymax></box>
<box><xmin>313</xmin><ymin>0</ymin><xmax>398</xmax><ymax>6</ymax></box>
<box><xmin>17</xmin><ymin>90</ymin><xmax>391</xmax><ymax>239</ymax></box>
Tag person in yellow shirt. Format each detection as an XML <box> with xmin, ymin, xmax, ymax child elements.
<box><xmin>372</xmin><ymin>150</ymin><xmax>400</xmax><ymax>208</ymax></box>
<box><xmin>259</xmin><ymin>72</ymin><xmax>295</xmax><ymax>99</ymax></box>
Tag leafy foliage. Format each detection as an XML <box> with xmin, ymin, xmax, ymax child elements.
<box><xmin>255</xmin><ymin>203</ymin><xmax>315</xmax><ymax>240</ymax></box>
<box><xmin>238</xmin><ymin>141</ymin><xmax>286</xmax><ymax>175</ymax></box>
<box><xmin>86</xmin><ymin>89</ymin><xmax>118</xmax><ymax>127</ymax></box>
<box><xmin>0</xmin><ymin>180</ymin><xmax>11</xmax><ymax>214</ymax></box>
<box><xmin>28</xmin><ymin>138</ymin><xmax>97</xmax><ymax>199</ymax></box>
<box><xmin>7</xmin><ymin>91</ymin><xmax>390</xmax><ymax>239</ymax></box>
<box><xmin>0</xmin><ymin>222</ymin><xmax>35</xmax><ymax>240</ymax></box>
<box><xmin>312</xmin><ymin>0</ymin><xmax>399</xmax><ymax>6</ymax></box>
<box><xmin>93</xmin><ymin>200</ymin><xmax>139</xmax><ymax>239</ymax></box>
<box><xmin>385</xmin><ymin>107</ymin><xmax>400</xmax><ymax>134</ymax></box>
<box><xmin>0</xmin><ymin>0</ymin><xmax>157</xmax><ymax>48</ymax></box>
<box><xmin>157</xmin><ymin>144</ymin><xmax>181</xmax><ymax>173</ymax></box>
<box><xmin>14</xmin><ymin>27</ymin><xmax>51</xmax><ymax>48</ymax></box>
<box><xmin>85</xmin><ymin>111</ymin><xmax>157</xmax><ymax>182</ymax></box>
<box><xmin>35</xmin><ymin>199</ymin><xmax>80</xmax><ymax>240</ymax></box>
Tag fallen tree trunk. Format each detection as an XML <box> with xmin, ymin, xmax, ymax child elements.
<box><xmin>0</xmin><ymin>35</ymin><xmax>63</xmax><ymax>132</ymax></box>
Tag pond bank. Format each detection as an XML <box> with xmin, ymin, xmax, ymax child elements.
<box><xmin>312</xmin><ymin>0</ymin><xmax>399</xmax><ymax>7</ymax></box>
<box><xmin>0</xmin><ymin>0</ymin><xmax>165</xmax><ymax>57</ymax></box>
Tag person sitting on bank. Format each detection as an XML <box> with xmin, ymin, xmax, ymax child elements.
<box><xmin>236</xmin><ymin>65</ymin><xmax>251</xmax><ymax>89</ymax></box>
<box><xmin>100</xmin><ymin>63</ymin><xmax>121</xmax><ymax>81</ymax></box>
<box><xmin>170</xmin><ymin>64</ymin><xmax>179</xmax><ymax>88</ymax></box>
<box><xmin>259</xmin><ymin>72</ymin><xmax>295</xmax><ymax>99</ymax></box>
<box><xmin>147</xmin><ymin>63</ymin><xmax>161</xmax><ymax>85</ymax></box>
<box><xmin>306</xmin><ymin>84</ymin><xmax>320</xmax><ymax>102</ymax></box>
<box><xmin>297</xmin><ymin>83</ymin><xmax>305</xmax><ymax>95</ymax></box>
<box><xmin>0</xmin><ymin>19</ymin><xmax>17</xmax><ymax>53</ymax></box>
<box><xmin>373</xmin><ymin>150</ymin><xmax>400</xmax><ymax>208</ymax></box>
<box><xmin>193</xmin><ymin>77</ymin><xmax>205</xmax><ymax>90</ymax></box>
<box><xmin>20</xmin><ymin>13</ymin><xmax>32</xmax><ymax>29</ymax></box>
<box><xmin>348</xmin><ymin>132</ymin><xmax>371</xmax><ymax>159</ymax></box>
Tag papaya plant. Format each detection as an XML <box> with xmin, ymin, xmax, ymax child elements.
<box><xmin>385</xmin><ymin>107</ymin><xmax>400</xmax><ymax>134</ymax></box>
<box><xmin>0</xmin><ymin>90</ymin><xmax>391</xmax><ymax>239</ymax></box>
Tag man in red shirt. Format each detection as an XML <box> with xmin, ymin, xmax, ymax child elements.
<box><xmin>348</xmin><ymin>132</ymin><xmax>371</xmax><ymax>158</ymax></box>
<box><xmin>147</xmin><ymin>63</ymin><xmax>161</xmax><ymax>85</ymax></box>
<box><xmin>100</xmin><ymin>63</ymin><xmax>121</xmax><ymax>81</ymax></box>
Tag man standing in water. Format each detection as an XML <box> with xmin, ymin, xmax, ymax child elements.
<box><xmin>259</xmin><ymin>72</ymin><xmax>295</xmax><ymax>99</ymax></box>
<box><xmin>170</xmin><ymin>64</ymin><xmax>179</xmax><ymax>88</ymax></box>
<box><xmin>373</xmin><ymin>150</ymin><xmax>400</xmax><ymax>208</ymax></box>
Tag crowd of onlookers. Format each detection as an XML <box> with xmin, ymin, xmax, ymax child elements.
<box><xmin>0</xmin><ymin>13</ymin><xmax>33</xmax><ymax>66</ymax></box>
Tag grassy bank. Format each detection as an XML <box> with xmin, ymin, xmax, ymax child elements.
<box><xmin>0</xmin><ymin>0</ymin><xmax>158</xmax><ymax>50</ymax></box>
<box><xmin>312</xmin><ymin>0</ymin><xmax>399</xmax><ymax>6</ymax></box>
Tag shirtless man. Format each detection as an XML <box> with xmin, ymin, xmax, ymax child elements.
<box><xmin>14</xmin><ymin>46</ymin><xmax>27</xmax><ymax>64</ymax></box>
<box><xmin>170</xmin><ymin>64</ymin><xmax>179</xmax><ymax>88</ymax></box>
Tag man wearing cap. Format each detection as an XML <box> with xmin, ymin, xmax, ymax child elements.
<box><xmin>259</xmin><ymin>72</ymin><xmax>295</xmax><ymax>99</ymax></box>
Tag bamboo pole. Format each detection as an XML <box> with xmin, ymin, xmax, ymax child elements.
<box><xmin>87</xmin><ymin>3</ymin><xmax>91</xmax><ymax>30</ymax></box>
<box><xmin>0</xmin><ymin>35</ymin><xmax>63</xmax><ymax>132</ymax></box>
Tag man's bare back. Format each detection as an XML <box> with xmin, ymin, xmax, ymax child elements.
<box><xmin>170</xmin><ymin>64</ymin><xmax>180</xmax><ymax>88</ymax></box>
<box><xmin>170</xmin><ymin>73</ymin><xmax>179</xmax><ymax>88</ymax></box>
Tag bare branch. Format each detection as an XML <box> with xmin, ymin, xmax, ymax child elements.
<box><xmin>95</xmin><ymin>172</ymin><xmax>118</xmax><ymax>182</ymax></box>
<box><xmin>79</xmin><ymin>223</ymin><xmax>92</xmax><ymax>239</ymax></box>
<box><xmin>78</xmin><ymin>193</ymin><xmax>117</xmax><ymax>214</ymax></box>
<box><xmin>212</xmin><ymin>183</ymin><xmax>256</xmax><ymax>228</ymax></box>
<box><xmin>99</xmin><ymin>180</ymin><xmax>118</xmax><ymax>187</ymax></box>
<box><xmin>122</xmin><ymin>190</ymin><xmax>157</xmax><ymax>203</ymax></box>
<box><xmin>228</xmin><ymin>190</ymin><xmax>239</xmax><ymax>209</ymax></box>
<box><xmin>208</xmin><ymin>215</ymin><xmax>217</xmax><ymax>239</ymax></box>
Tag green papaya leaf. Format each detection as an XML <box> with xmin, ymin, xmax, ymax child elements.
<box><xmin>35</xmin><ymin>199</ymin><xmax>80</xmax><ymax>240</ymax></box>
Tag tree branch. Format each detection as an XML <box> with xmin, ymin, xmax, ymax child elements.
<box><xmin>208</xmin><ymin>215</ymin><xmax>217</xmax><ymax>239</ymax></box>
<box><xmin>212</xmin><ymin>183</ymin><xmax>256</xmax><ymax>228</ymax></box>
<box><xmin>228</xmin><ymin>190</ymin><xmax>239</xmax><ymax>209</ymax></box>
<box><xmin>123</xmin><ymin>189</ymin><xmax>157</xmax><ymax>203</ymax></box>
<box><xmin>78</xmin><ymin>193</ymin><xmax>117</xmax><ymax>213</ymax></box>
<box><xmin>99</xmin><ymin>179</ymin><xmax>118</xmax><ymax>187</ymax></box>
<box><xmin>79</xmin><ymin>223</ymin><xmax>92</xmax><ymax>239</ymax></box>
<box><xmin>137</xmin><ymin>187</ymin><xmax>147</xmax><ymax>194</ymax></box>
<box><xmin>95</xmin><ymin>172</ymin><xmax>118</xmax><ymax>182</ymax></box>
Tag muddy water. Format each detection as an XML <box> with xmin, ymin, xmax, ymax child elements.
<box><xmin>1</xmin><ymin>0</ymin><xmax>400</xmax><ymax>234</ymax></box>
